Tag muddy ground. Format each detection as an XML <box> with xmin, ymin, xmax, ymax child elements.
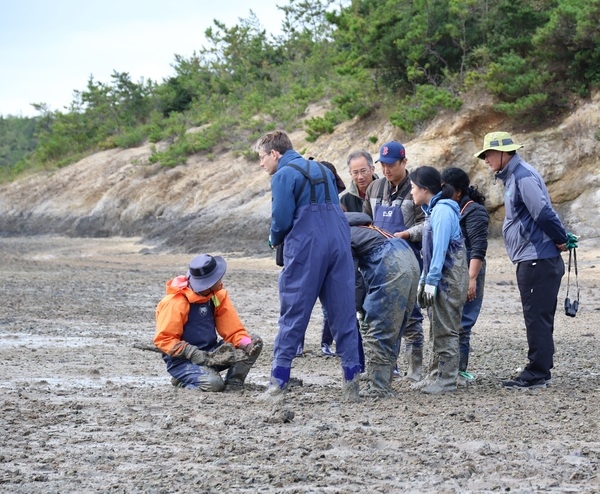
<box><xmin>1</xmin><ymin>235</ymin><xmax>599</xmax><ymax>493</ymax></box>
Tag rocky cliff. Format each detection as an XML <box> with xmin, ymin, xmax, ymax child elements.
<box><xmin>1</xmin><ymin>91</ymin><xmax>598</xmax><ymax>254</ymax></box>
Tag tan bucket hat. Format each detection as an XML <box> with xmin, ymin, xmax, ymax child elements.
<box><xmin>474</xmin><ymin>131</ymin><xmax>523</xmax><ymax>159</ymax></box>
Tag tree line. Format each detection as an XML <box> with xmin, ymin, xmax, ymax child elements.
<box><xmin>1</xmin><ymin>0</ymin><xmax>599</xmax><ymax>179</ymax></box>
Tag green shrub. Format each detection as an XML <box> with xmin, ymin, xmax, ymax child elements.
<box><xmin>113</xmin><ymin>128</ymin><xmax>147</xmax><ymax>149</ymax></box>
<box><xmin>304</xmin><ymin>110</ymin><xmax>343</xmax><ymax>142</ymax></box>
<box><xmin>332</xmin><ymin>90</ymin><xmax>371</xmax><ymax>119</ymax></box>
<box><xmin>390</xmin><ymin>85</ymin><xmax>462</xmax><ymax>133</ymax></box>
<box><xmin>494</xmin><ymin>93</ymin><xmax>548</xmax><ymax>121</ymax></box>
<box><xmin>149</xmin><ymin>123</ymin><xmax>224</xmax><ymax>167</ymax></box>
<box><xmin>484</xmin><ymin>51</ymin><xmax>552</xmax><ymax>121</ymax></box>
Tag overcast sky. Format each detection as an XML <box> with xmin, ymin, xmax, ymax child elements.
<box><xmin>0</xmin><ymin>0</ymin><xmax>284</xmax><ymax>117</ymax></box>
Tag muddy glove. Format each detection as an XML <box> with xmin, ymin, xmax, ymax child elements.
<box><xmin>416</xmin><ymin>283</ymin><xmax>426</xmax><ymax>309</ymax></box>
<box><xmin>238</xmin><ymin>336</ymin><xmax>252</xmax><ymax>349</ymax></box>
<box><xmin>566</xmin><ymin>233</ymin><xmax>579</xmax><ymax>250</ymax></box>
<box><xmin>422</xmin><ymin>284</ymin><xmax>437</xmax><ymax>308</ymax></box>
<box><xmin>236</xmin><ymin>337</ymin><xmax>254</xmax><ymax>360</ymax></box>
<box><xmin>179</xmin><ymin>344</ymin><xmax>209</xmax><ymax>365</ymax></box>
<box><xmin>238</xmin><ymin>336</ymin><xmax>263</xmax><ymax>360</ymax></box>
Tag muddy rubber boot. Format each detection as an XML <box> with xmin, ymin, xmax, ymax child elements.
<box><xmin>170</xmin><ymin>377</ymin><xmax>184</xmax><ymax>388</ymax></box>
<box><xmin>456</xmin><ymin>350</ymin><xmax>472</xmax><ymax>388</ymax></box>
<box><xmin>342</xmin><ymin>375</ymin><xmax>360</xmax><ymax>402</ymax></box>
<box><xmin>224</xmin><ymin>362</ymin><xmax>248</xmax><ymax>390</ymax></box>
<box><xmin>359</xmin><ymin>364</ymin><xmax>395</xmax><ymax>398</ymax></box>
<box><xmin>422</xmin><ymin>358</ymin><xmax>459</xmax><ymax>394</ymax></box>
<box><xmin>459</xmin><ymin>350</ymin><xmax>469</xmax><ymax>373</ymax></box>
<box><xmin>341</xmin><ymin>365</ymin><xmax>362</xmax><ymax>402</ymax></box>
<box><xmin>260</xmin><ymin>365</ymin><xmax>290</xmax><ymax>403</ymax></box>
<box><xmin>224</xmin><ymin>336</ymin><xmax>263</xmax><ymax>388</ymax></box>
<box><xmin>411</xmin><ymin>352</ymin><xmax>438</xmax><ymax>390</ymax></box>
<box><xmin>405</xmin><ymin>345</ymin><xmax>423</xmax><ymax>382</ymax></box>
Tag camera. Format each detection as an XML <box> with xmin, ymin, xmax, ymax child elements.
<box><xmin>564</xmin><ymin>297</ymin><xmax>579</xmax><ymax>317</ymax></box>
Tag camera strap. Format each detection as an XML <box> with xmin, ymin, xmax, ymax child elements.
<box><xmin>565</xmin><ymin>247</ymin><xmax>579</xmax><ymax>303</ymax></box>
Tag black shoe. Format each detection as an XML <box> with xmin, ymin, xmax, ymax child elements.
<box><xmin>502</xmin><ymin>377</ymin><xmax>547</xmax><ymax>389</ymax></box>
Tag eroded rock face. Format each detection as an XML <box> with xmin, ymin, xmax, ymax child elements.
<box><xmin>0</xmin><ymin>92</ymin><xmax>598</xmax><ymax>253</ymax></box>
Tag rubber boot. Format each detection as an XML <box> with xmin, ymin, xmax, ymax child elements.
<box><xmin>224</xmin><ymin>336</ymin><xmax>263</xmax><ymax>389</ymax></box>
<box><xmin>411</xmin><ymin>352</ymin><xmax>438</xmax><ymax>390</ymax></box>
<box><xmin>400</xmin><ymin>343</ymin><xmax>411</xmax><ymax>376</ymax></box>
<box><xmin>422</xmin><ymin>357</ymin><xmax>459</xmax><ymax>394</ymax></box>
<box><xmin>341</xmin><ymin>365</ymin><xmax>362</xmax><ymax>402</ymax></box>
<box><xmin>459</xmin><ymin>350</ymin><xmax>469</xmax><ymax>373</ymax></box>
<box><xmin>359</xmin><ymin>363</ymin><xmax>395</xmax><ymax>398</ymax></box>
<box><xmin>261</xmin><ymin>365</ymin><xmax>290</xmax><ymax>402</ymax></box>
<box><xmin>405</xmin><ymin>345</ymin><xmax>423</xmax><ymax>382</ymax></box>
<box><xmin>456</xmin><ymin>350</ymin><xmax>471</xmax><ymax>388</ymax></box>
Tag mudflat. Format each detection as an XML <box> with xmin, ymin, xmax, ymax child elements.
<box><xmin>1</xmin><ymin>235</ymin><xmax>599</xmax><ymax>493</ymax></box>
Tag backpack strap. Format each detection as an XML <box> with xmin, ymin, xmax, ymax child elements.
<box><xmin>286</xmin><ymin>160</ymin><xmax>332</xmax><ymax>204</ymax></box>
<box><xmin>361</xmin><ymin>224</ymin><xmax>395</xmax><ymax>239</ymax></box>
<box><xmin>460</xmin><ymin>200</ymin><xmax>475</xmax><ymax>215</ymax></box>
<box><xmin>376</xmin><ymin>175</ymin><xmax>411</xmax><ymax>207</ymax></box>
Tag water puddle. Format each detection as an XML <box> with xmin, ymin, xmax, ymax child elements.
<box><xmin>0</xmin><ymin>332</ymin><xmax>105</xmax><ymax>348</ymax></box>
<box><xmin>0</xmin><ymin>375</ymin><xmax>167</xmax><ymax>391</ymax></box>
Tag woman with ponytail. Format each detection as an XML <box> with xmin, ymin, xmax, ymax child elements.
<box><xmin>409</xmin><ymin>166</ymin><xmax>468</xmax><ymax>394</ymax></box>
<box><xmin>440</xmin><ymin>167</ymin><xmax>489</xmax><ymax>382</ymax></box>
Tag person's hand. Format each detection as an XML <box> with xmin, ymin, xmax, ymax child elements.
<box><xmin>558</xmin><ymin>233</ymin><xmax>579</xmax><ymax>251</ymax></box>
<box><xmin>268</xmin><ymin>236</ymin><xmax>275</xmax><ymax>250</ymax></box>
<box><xmin>238</xmin><ymin>336</ymin><xmax>263</xmax><ymax>359</ymax></box>
<box><xmin>417</xmin><ymin>283</ymin><xmax>426</xmax><ymax>309</ymax></box>
<box><xmin>423</xmin><ymin>284</ymin><xmax>437</xmax><ymax>308</ymax></box>
<box><xmin>180</xmin><ymin>344</ymin><xmax>208</xmax><ymax>365</ymax></box>
<box><xmin>238</xmin><ymin>336</ymin><xmax>252</xmax><ymax>351</ymax></box>
<box><xmin>237</xmin><ymin>336</ymin><xmax>259</xmax><ymax>358</ymax></box>
<box><xmin>467</xmin><ymin>278</ymin><xmax>477</xmax><ymax>302</ymax></box>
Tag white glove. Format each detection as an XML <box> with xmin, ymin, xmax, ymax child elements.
<box><xmin>423</xmin><ymin>284</ymin><xmax>437</xmax><ymax>308</ymax></box>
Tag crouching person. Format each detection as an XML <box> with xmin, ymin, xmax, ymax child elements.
<box><xmin>154</xmin><ymin>254</ymin><xmax>263</xmax><ymax>391</ymax></box>
<box><xmin>346</xmin><ymin>212</ymin><xmax>420</xmax><ymax>397</ymax></box>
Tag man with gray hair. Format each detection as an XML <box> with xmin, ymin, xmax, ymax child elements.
<box><xmin>340</xmin><ymin>149</ymin><xmax>378</xmax><ymax>213</ymax></box>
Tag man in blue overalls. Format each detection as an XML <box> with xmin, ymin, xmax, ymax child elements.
<box><xmin>363</xmin><ymin>141</ymin><xmax>425</xmax><ymax>382</ymax></box>
<box><xmin>257</xmin><ymin>130</ymin><xmax>362</xmax><ymax>401</ymax></box>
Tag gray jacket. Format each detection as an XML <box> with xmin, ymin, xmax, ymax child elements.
<box><xmin>497</xmin><ymin>153</ymin><xmax>567</xmax><ymax>263</ymax></box>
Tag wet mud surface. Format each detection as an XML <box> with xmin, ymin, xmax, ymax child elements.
<box><xmin>1</xmin><ymin>236</ymin><xmax>599</xmax><ymax>493</ymax></box>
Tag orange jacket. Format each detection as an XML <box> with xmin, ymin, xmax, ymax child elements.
<box><xmin>154</xmin><ymin>275</ymin><xmax>250</xmax><ymax>356</ymax></box>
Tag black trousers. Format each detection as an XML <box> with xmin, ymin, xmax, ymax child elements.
<box><xmin>516</xmin><ymin>255</ymin><xmax>565</xmax><ymax>380</ymax></box>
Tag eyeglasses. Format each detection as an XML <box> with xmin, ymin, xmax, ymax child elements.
<box><xmin>350</xmin><ymin>168</ymin><xmax>371</xmax><ymax>178</ymax></box>
<box><xmin>258</xmin><ymin>151</ymin><xmax>270</xmax><ymax>162</ymax></box>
